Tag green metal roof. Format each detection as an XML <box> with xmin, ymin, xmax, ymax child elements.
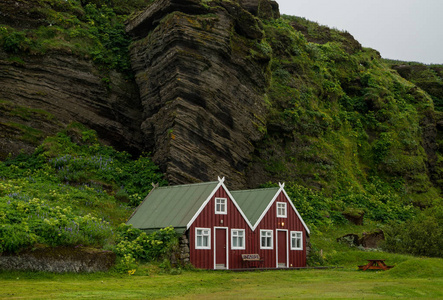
<box><xmin>127</xmin><ymin>181</ymin><xmax>219</xmax><ymax>230</ymax></box>
<box><xmin>231</xmin><ymin>187</ymin><xmax>280</xmax><ymax>226</ymax></box>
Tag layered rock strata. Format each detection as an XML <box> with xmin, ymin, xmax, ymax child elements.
<box><xmin>128</xmin><ymin>0</ymin><xmax>274</xmax><ymax>187</ymax></box>
<box><xmin>0</xmin><ymin>52</ymin><xmax>143</xmax><ymax>159</ymax></box>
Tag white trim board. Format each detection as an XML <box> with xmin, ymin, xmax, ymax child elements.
<box><xmin>214</xmin><ymin>226</ymin><xmax>229</xmax><ymax>270</ymax></box>
<box><xmin>276</xmin><ymin>229</ymin><xmax>289</xmax><ymax>268</ymax></box>
<box><xmin>280</xmin><ymin>187</ymin><xmax>310</xmax><ymax>235</ymax></box>
<box><xmin>252</xmin><ymin>184</ymin><xmax>310</xmax><ymax>235</ymax></box>
<box><xmin>187</xmin><ymin>177</ymin><xmax>254</xmax><ymax>230</ymax></box>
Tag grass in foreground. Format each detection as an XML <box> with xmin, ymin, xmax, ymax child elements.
<box><xmin>0</xmin><ymin>256</ymin><xmax>442</xmax><ymax>299</ymax></box>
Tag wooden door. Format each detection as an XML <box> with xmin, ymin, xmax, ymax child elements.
<box><xmin>215</xmin><ymin>228</ymin><xmax>227</xmax><ymax>269</ymax></box>
<box><xmin>277</xmin><ymin>231</ymin><xmax>287</xmax><ymax>268</ymax></box>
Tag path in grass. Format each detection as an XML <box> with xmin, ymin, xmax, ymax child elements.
<box><xmin>1</xmin><ymin>267</ymin><xmax>442</xmax><ymax>299</ymax></box>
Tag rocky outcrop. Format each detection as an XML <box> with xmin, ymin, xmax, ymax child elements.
<box><xmin>127</xmin><ymin>0</ymin><xmax>274</xmax><ymax>187</ymax></box>
<box><xmin>337</xmin><ymin>230</ymin><xmax>385</xmax><ymax>249</ymax></box>
<box><xmin>0</xmin><ymin>52</ymin><xmax>143</xmax><ymax>159</ymax></box>
<box><xmin>240</xmin><ymin>0</ymin><xmax>280</xmax><ymax>19</ymax></box>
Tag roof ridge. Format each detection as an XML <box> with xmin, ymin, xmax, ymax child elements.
<box><xmin>155</xmin><ymin>181</ymin><xmax>218</xmax><ymax>190</ymax></box>
<box><xmin>231</xmin><ymin>186</ymin><xmax>280</xmax><ymax>193</ymax></box>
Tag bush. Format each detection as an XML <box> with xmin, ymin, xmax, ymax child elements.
<box><xmin>0</xmin><ymin>196</ymin><xmax>114</xmax><ymax>253</ymax></box>
<box><xmin>114</xmin><ymin>224</ymin><xmax>179</xmax><ymax>262</ymax></box>
<box><xmin>2</xmin><ymin>31</ymin><xmax>30</xmax><ymax>53</ymax></box>
<box><xmin>383</xmin><ymin>208</ymin><xmax>443</xmax><ymax>258</ymax></box>
<box><xmin>0</xmin><ymin>124</ymin><xmax>167</xmax><ymax>253</ymax></box>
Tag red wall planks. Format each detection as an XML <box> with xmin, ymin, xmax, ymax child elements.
<box><xmin>189</xmin><ymin>186</ymin><xmax>253</xmax><ymax>269</ymax></box>
<box><xmin>189</xmin><ymin>187</ymin><xmax>307</xmax><ymax>269</ymax></box>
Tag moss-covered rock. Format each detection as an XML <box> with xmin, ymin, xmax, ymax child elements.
<box><xmin>0</xmin><ymin>245</ymin><xmax>116</xmax><ymax>273</ymax></box>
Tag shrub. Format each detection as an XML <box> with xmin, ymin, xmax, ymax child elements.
<box><xmin>0</xmin><ymin>196</ymin><xmax>114</xmax><ymax>253</ymax></box>
<box><xmin>2</xmin><ymin>31</ymin><xmax>30</xmax><ymax>53</ymax></box>
<box><xmin>383</xmin><ymin>208</ymin><xmax>443</xmax><ymax>258</ymax></box>
<box><xmin>114</xmin><ymin>224</ymin><xmax>179</xmax><ymax>262</ymax></box>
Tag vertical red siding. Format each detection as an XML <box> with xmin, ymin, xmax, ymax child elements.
<box><xmin>189</xmin><ymin>186</ymin><xmax>253</xmax><ymax>269</ymax></box>
<box><xmin>254</xmin><ymin>191</ymin><xmax>307</xmax><ymax>268</ymax></box>
<box><xmin>189</xmin><ymin>187</ymin><xmax>307</xmax><ymax>269</ymax></box>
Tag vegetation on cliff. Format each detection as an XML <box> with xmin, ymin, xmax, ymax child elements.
<box><xmin>255</xmin><ymin>15</ymin><xmax>443</xmax><ymax>257</ymax></box>
<box><xmin>0</xmin><ymin>0</ymin><xmax>147</xmax><ymax>73</ymax></box>
<box><xmin>1</xmin><ymin>0</ymin><xmax>443</xmax><ymax>263</ymax></box>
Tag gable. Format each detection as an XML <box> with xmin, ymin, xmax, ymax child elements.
<box><xmin>186</xmin><ymin>180</ymin><xmax>254</xmax><ymax>230</ymax></box>
<box><xmin>233</xmin><ymin>184</ymin><xmax>310</xmax><ymax>234</ymax></box>
<box><xmin>274</xmin><ymin>187</ymin><xmax>310</xmax><ymax>235</ymax></box>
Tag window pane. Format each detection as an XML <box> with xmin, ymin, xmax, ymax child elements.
<box><xmin>197</xmin><ymin>236</ymin><xmax>202</xmax><ymax>247</ymax></box>
<box><xmin>203</xmin><ymin>235</ymin><xmax>208</xmax><ymax>247</ymax></box>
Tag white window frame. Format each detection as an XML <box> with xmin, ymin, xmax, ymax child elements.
<box><xmin>291</xmin><ymin>231</ymin><xmax>303</xmax><ymax>250</ymax></box>
<box><xmin>195</xmin><ymin>227</ymin><xmax>211</xmax><ymax>249</ymax></box>
<box><xmin>260</xmin><ymin>230</ymin><xmax>273</xmax><ymax>249</ymax></box>
<box><xmin>277</xmin><ymin>202</ymin><xmax>287</xmax><ymax>218</ymax></box>
<box><xmin>231</xmin><ymin>229</ymin><xmax>246</xmax><ymax>250</ymax></box>
<box><xmin>215</xmin><ymin>197</ymin><xmax>227</xmax><ymax>214</ymax></box>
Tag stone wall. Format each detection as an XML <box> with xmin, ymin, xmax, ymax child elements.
<box><xmin>179</xmin><ymin>233</ymin><xmax>190</xmax><ymax>264</ymax></box>
<box><xmin>0</xmin><ymin>246</ymin><xmax>116</xmax><ymax>273</ymax></box>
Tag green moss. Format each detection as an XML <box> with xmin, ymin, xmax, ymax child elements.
<box><xmin>5</xmin><ymin>122</ymin><xmax>45</xmax><ymax>145</ymax></box>
<box><xmin>251</xmin><ymin>12</ymin><xmax>440</xmax><ymax>208</ymax></box>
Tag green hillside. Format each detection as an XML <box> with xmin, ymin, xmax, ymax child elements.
<box><xmin>1</xmin><ymin>0</ymin><xmax>442</xmax><ymax>267</ymax></box>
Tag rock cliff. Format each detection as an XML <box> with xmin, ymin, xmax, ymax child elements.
<box><xmin>127</xmin><ymin>0</ymin><xmax>275</xmax><ymax>187</ymax></box>
<box><xmin>0</xmin><ymin>51</ymin><xmax>143</xmax><ymax>159</ymax></box>
<box><xmin>1</xmin><ymin>0</ymin><xmax>443</xmax><ymax>198</ymax></box>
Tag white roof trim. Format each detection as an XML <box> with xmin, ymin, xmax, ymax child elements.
<box><xmin>251</xmin><ymin>187</ymin><xmax>282</xmax><ymax>231</ymax></box>
<box><xmin>186</xmin><ymin>178</ymin><xmax>254</xmax><ymax>230</ymax></box>
<box><xmin>220</xmin><ymin>181</ymin><xmax>254</xmax><ymax>230</ymax></box>
<box><xmin>281</xmin><ymin>188</ymin><xmax>310</xmax><ymax>235</ymax></box>
<box><xmin>251</xmin><ymin>184</ymin><xmax>310</xmax><ymax>235</ymax></box>
<box><xmin>186</xmin><ymin>181</ymin><xmax>223</xmax><ymax>230</ymax></box>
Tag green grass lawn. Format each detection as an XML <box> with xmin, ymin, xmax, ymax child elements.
<box><xmin>1</xmin><ymin>258</ymin><xmax>442</xmax><ymax>300</ymax></box>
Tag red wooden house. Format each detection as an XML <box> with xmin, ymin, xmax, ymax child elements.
<box><xmin>127</xmin><ymin>178</ymin><xmax>310</xmax><ymax>270</ymax></box>
<box><xmin>232</xmin><ymin>183</ymin><xmax>310</xmax><ymax>268</ymax></box>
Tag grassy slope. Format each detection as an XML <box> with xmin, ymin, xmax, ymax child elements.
<box><xmin>0</xmin><ymin>124</ymin><xmax>166</xmax><ymax>253</ymax></box>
